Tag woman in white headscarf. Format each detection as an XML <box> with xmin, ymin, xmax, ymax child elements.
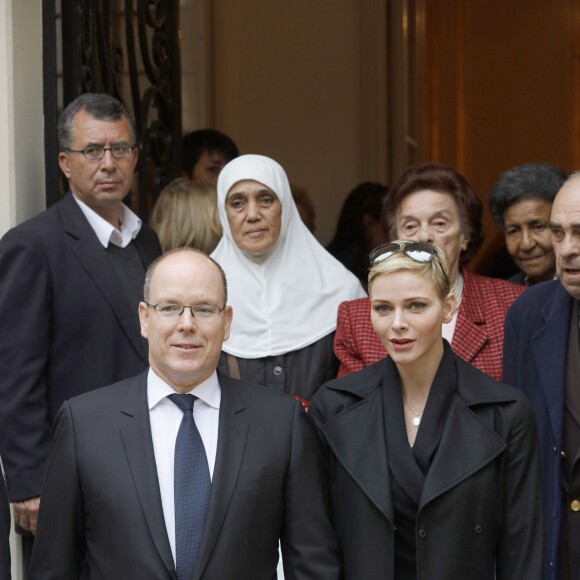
<box><xmin>211</xmin><ymin>154</ymin><xmax>366</xmax><ymax>402</ymax></box>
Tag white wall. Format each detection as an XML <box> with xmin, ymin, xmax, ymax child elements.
<box><xmin>0</xmin><ymin>2</ymin><xmax>45</xmax><ymax>577</ymax></box>
<box><xmin>0</xmin><ymin>0</ymin><xmax>46</xmax><ymax>237</ymax></box>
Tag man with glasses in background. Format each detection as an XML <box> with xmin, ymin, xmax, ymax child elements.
<box><xmin>0</xmin><ymin>92</ymin><xmax>160</xmax><ymax>571</ymax></box>
<box><xmin>30</xmin><ymin>248</ymin><xmax>340</xmax><ymax>579</ymax></box>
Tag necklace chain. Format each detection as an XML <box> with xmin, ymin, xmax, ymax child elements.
<box><xmin>403</xmin><ymin>398</ymin><xmax>425</xmax><ymax>428</ymax></box>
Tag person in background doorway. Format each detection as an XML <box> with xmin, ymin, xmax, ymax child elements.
<box><xmin>327</xmin><ymin>182</ymin><xmax>389</xmax><ymax>287</ymax></box>
<box><xmin>211</xmin><ymin>154</ymin><xmax>366</xmax><ymax>403</ymax></box>
<box><xmin>151</xmin><ymin>177</ymin><xmax>222</xmax><ymax>253</ymax></box>
<box><xmin>183</xmin><ymin>129</ymin><xmax>239</xmax><ymax>187</ymax></box>
<box><xmin>488</xmin><ymin>162</ymin><xmax>567</xmax><ymax>286</ymax></box>
<box><xmin>290</xmin><ymin>183</ymin><xmax>316</xmax><ymax>233</ymax></box>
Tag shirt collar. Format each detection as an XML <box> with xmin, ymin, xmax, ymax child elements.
<box><xmin>147</xmin><ymin>367</ymin><xmax>221</xmax><ymax>411</ymax></box>
<box><xmin>72</xmin><ymin>192</ymin><xmax>142</xmax><ymax>248</ymax></box>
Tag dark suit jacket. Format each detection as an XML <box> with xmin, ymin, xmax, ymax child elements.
<box><xmin>503</xmin><ymin>279</ymin><xmax>572</xmax><ymax>580</ymax></box>
<box><xmin>310</xmin><ymin>347</ymin><xmax>543</xmax><ymax>580</ymax></box>
<box><xmin>0</xmin><ymin>472</ymin><xmax>10</xmax><ymax>580</ymax></box>
<box><xmin>29</xmin><ymin>370</ymin><xmax>341</xmax><ymax>579</ymax></box>
<box><xmin>0</xmin><ymin>193</ymin><xmax>161</xmax><ymax>502</ymax></box>
<box><xmin>334</xmin><ymin>268</ymin><xmax>524</xmax><ymax>381</ymax></box>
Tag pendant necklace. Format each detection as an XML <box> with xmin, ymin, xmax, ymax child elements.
<box><xmin>403</xmin><ymin>398</ymin><xmax>424</xmax><ymax>428</ymax></box>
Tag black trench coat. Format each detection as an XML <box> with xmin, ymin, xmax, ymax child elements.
<box><xmin>309</xmin><ymin>345</ymin><xmax>543</xmax><ymax>580</ymax></box>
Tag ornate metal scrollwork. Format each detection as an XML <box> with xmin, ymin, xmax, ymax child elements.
<box><xmin>44</xmin><ymin>0</ymin><xmax>182</xmax><ymax>218</ymax></box>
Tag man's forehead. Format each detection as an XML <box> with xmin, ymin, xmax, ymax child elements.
<box><xmin>150</xmin><ymin>253</ymin><xmax>223</xmax><ymax>295</ymax></box>
<box><xmin>552</xmin><ymin>182</ymin><xmax>580</xmax><ymax>218</ymax></box>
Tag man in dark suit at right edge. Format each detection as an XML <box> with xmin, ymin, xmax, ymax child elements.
<box><xmin>503</xmin><ymin>173</ymin><xmax>580</xmax><ymax>580</ymax></box>
<box><xmin>0</xmin><ymin>93</ymin><xmax>161</xmax><ymax>569</ymax></box>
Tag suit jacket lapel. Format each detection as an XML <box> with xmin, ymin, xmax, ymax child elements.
<box><xmin>530</xmin><ymin>282</ymin><xmax>572</xmax><ymax>442</ymax></box>
<box><xmin>194</xmin><ymin>373</ymin><xmax>248</xmax><ymax>580</ymax></box>
<box><xmin>451</xmin><ymin>272</ymin><xmax>488</xmax><ymax>364</ymax></box>
<box><xmin>320</xmin><ymin>364</ymin><xmax>393</xmax><ymax>523</ymax></box>
<box><xmin>120</xmin><ymin>372</ymin><xmax>175</xmax><ymax>576</ymax></box>
<box><xmin>420</xmin><ymin>358</ymin><xmax>513</xmax><ymax>508</ymax></box>
<box><xmin>420</xmin><ymin>396</ymin><xmax>505</xmax><ymax>508</ymax></box>
<box><xmin>59</xmin><ymin>193</ymin><xmax>147</xmax><ymax>360</ymax></box>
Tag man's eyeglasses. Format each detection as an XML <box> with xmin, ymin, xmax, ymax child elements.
<box><xmin>64</xmin><ymin>144</ymin><xmax>136</xmax><ymax>161</ymax></box>
<box><xmin>369</xmin><ymin>241</ymin><xmax>440</xmax><ymax>265</ymax></box>
<box><xmin>145</xmin><ymin>302</ymin><xmax>224</xmax><ymax>320</ymax></box>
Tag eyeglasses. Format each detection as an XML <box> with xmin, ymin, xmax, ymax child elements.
<box><xmin>369</xmin><ymin>241</ymin><xmax>440</xmax><ymax>265</ymax></box>
<box><xmin>64</xmin><ymin>144</ymin><xmax>136</xmax><ymax>160</ymax></box>
<box><xmin>145</xmin><ymin>303</ymin><xmax>225</xmax><ymax>320</ymax></box>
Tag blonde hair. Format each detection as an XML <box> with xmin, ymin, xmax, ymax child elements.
<box><xmin>151</xmin><ymin>178</ymin><xmax>223</xmax><ymax>253</ymax></box>
<box><xmin>368</xmin><ymin>240</ymin><xmax>451</xmax><ymax>301</ymax></box>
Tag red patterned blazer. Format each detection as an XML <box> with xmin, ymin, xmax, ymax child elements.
<box><xmin>334</xmin><ymin>268</ymin><xmax>524</xmax><ymax>382</ymax></box>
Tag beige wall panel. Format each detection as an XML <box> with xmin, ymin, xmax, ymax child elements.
<box><xmin>211</xmin><ymin>0</ymin><xmax>361</xmax><ymax>244</ymax></box>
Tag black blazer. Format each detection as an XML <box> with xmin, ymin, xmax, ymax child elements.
<box><xmin>0</xmin><ymin>193</ymin><xmax>161</xmax><ymax>502</ymax></box>
<box><xmin>310</xmin><ymin>346</ymin><xmax>543</xmax><ymax>580</ymax></box>
<box><xmin>29</xmin><ymin>370</ymin><xmax>341</xmax><ymax>579</ymax></box>
<box><xmin>503</xmin><ymin>279</ymin><xmax>573</xmax><ymax>579</ymax></box>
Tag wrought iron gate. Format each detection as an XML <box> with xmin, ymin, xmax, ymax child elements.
<box><xmin>42</xmin><ymin>0</ymin><xmax>182</xmax><ymax>219</ymax></box>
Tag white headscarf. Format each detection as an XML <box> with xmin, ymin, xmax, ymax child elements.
<box><xmin>211</xmin><ymin>154</ymin><xmax>366</xmax><ymax>358</ymax></box>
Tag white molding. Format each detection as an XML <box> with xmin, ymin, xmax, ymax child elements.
<box><xmin>0</xmin><ymin>0</ymin><xmax>45</xmax><ymax>237</ymax></box>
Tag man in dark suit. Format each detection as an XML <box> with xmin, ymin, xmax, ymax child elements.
<box><xmin>0</xmin><ymin>93</ymin><xmax>161</xmax><ymax>549</ymax></box>
<box><xmin>503</xmin><ymin>173</ymin><xmax>580</xmax><ymax>580</ymax></box>
<box><xmin>29</xmin><ymin>248</ymin><xmax>340</xmax><ymax>579</ymax></box>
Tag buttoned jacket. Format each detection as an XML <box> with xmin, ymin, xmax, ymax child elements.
<box><xmin>30</xmin><ymin>370</ymin><xmax>340</xmax><ymax>579</ymax></box>
<box><xmin>503</xmin><ymin>279</ymin><xmax>573</xmax><ymax>580</ymax></box>
<box><xmin>334</xmin><ymin>268</ymin><xmax>524</xmax><ymax>381</ymax></box>
<box><xmin>310</xmin><ymin>349</ymin><xmax>543</xmax><ymax>580</ymax></box>
<box><xmin>0</xmin><ymin>193</ymin><xmax>161</xmax><ymax>501</ymax></box>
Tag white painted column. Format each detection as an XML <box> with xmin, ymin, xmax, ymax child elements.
<box><xmin>0</xmin><ymin>0</ymin><xmax>46</xmax><ymax>235</ymax></box>
<box><xmin>0</xmin><ymin>1</ymin><xmax>45</xmax><ymax>578</ymax></box>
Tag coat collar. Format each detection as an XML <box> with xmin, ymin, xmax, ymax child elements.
<box><xmin>60</xmin><ymin>192</ymin><xmax>150</xmax><ymax>362</ymax></box>
<box><xmin>531</xmin><ymin>280</ymin><xmax>573</xmax><ymax>441</ymax></box>
<box><xmin>319</xmin><ymin>349</ymin><xmax>513</xmax><ymax>519</ymax></box>
<box><xmin>450</xmin><ymin>268</ymin><xmax>488</xmax><ymax>363</ymax></box>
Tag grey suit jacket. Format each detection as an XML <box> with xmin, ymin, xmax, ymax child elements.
<box><xmin>29</xmin><ymin>370</ymin><xmax>340</xmax><ymax>579</ymax></box>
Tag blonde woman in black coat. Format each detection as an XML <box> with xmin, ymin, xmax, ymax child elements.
<box><xmin>310</xmin><ymin>240</ymin><xmax>543</xmax><ymax>580</ymax></box>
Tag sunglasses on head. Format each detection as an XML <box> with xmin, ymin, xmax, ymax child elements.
<box><xmin>369</xmin><ymin>241</ymin><xmax>439</xmax><ymax>265</ymax></box>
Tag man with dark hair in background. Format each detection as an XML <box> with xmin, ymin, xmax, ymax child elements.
<box><xmin>0</xmin><ymin>92</ymin><xmax>161</xmax><ymax>571</ymax></box>
<box><xmin>182</xmin><ymin>129</ymin><xmax>239</xmax><ymax>187</ymax></box>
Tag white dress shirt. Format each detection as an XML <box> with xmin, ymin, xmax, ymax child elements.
<box><xmin>72</xmin><ymin>193</ymin><xmax>142</xmax><ymax>248</ymax></box>
<box><xmin>147</xmin><ymin>368</ymin><xmax>220</xmax><ymax>564</ymax></box>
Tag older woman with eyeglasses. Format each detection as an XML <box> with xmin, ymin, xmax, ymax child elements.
<box><xmin>335</xmin><ymin>162</ymin><xmax>524</xmax><ymax>381</ymax></box>
<box><xmin>309</xmin><ymin>240</ymin><xmax>543</xmax><ymax>580</ymax></box>
<box><xmin>210</xmin><ymin>154</ymin><xmax>365</xmax><ymax>404</ymax></box>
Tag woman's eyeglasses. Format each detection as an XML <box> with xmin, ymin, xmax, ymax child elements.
<box><xmin>369</xmin><ymin>241</ymin><xmax>439</xmax><ymax>265</ymax></box>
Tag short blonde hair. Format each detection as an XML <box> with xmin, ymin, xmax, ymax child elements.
<box><xmin>151</xmin><ymin>178</ymin><xmax>222</xmax><ymax>253</ymax></box>
<box><xmin>368</xmin><ymin>240</ymin><xmax>451</xmax><ymax>301</ymax></box>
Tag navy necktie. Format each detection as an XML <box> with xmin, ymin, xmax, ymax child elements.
<box><xmin>169</xmin><ymin>393</ymin><xmax>212</xmax><ymax>580</ymax></box>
